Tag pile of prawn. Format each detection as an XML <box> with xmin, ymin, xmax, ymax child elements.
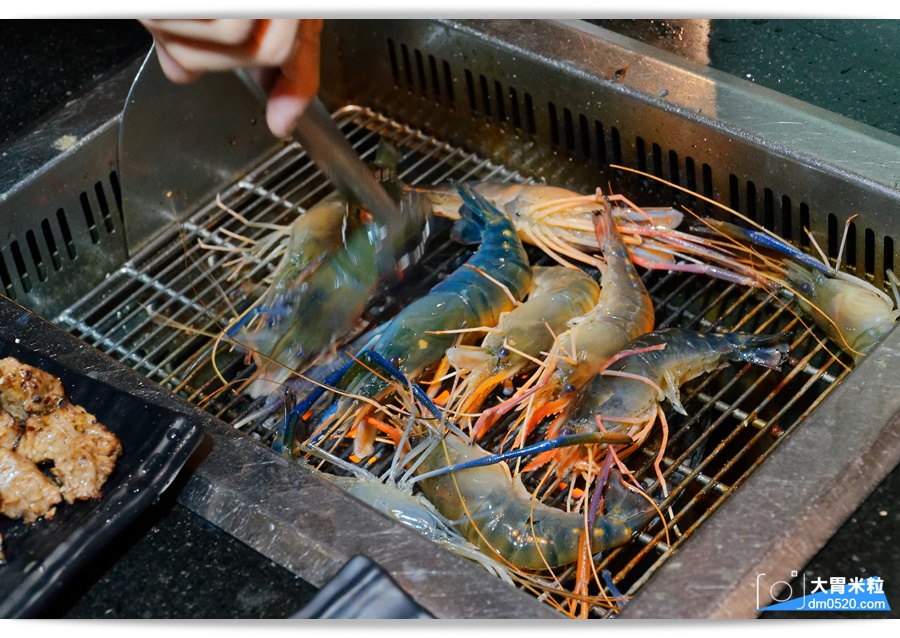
<box><xmin>191</xmin><ymin>160</ymin><xmax>895</xmax><ymax>618</ymax></box>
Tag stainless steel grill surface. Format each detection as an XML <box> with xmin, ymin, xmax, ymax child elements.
<box><xmin>53</xmin><ymin>106</ymin><xmax>854</xmax><ymax>617</ymax></box>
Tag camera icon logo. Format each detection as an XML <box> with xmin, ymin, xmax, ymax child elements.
<box><xmin>756</xmin><ymin>571</ymin><xmax>805</xmax><ymax>610</ymax></box>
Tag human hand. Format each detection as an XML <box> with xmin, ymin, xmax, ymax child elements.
<box><xmin>139</xmin><ymin>19</ymin><xmax>324</xmax><ymax>138</ymax></box>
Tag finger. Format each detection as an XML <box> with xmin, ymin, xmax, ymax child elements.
<box><xmin>151</xmin><ymin>20</ymin><xmax>300</xmax><ymax>73</ymax></box>
<box><xmin>139</xmin><ymin>19</ymin><xmax>257</xmax><ymax>46</ymax></box>
<box><xmin>153</xmin><ymin>39</ymin><xmax>203</xmax><ymax>84</ymax></box>
<box><xmin>266</xmin><ymin>20</ymin><xmax>323</xmax><ymax>138</ymax></box>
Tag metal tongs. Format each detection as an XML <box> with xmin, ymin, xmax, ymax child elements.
<box><xmin>236</xmin><ymin>72</ymin><xmax>428</xmax><ymax>278</ymax></box>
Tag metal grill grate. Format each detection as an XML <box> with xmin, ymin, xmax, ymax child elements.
<box><xmin>53</xmin><ymin>105</ymin><xmax>851</xmax><ymax>617</ymax></box>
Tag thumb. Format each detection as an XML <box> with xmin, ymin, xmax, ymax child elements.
<box><xmin>266</xmin><ymin>19</ymin><xmax>324</xmax><ymax>138</ymax></box>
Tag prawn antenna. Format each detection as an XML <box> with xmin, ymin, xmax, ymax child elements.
<box><xmin>273</xmin><ymin>359</ymin><xmax>356</xmax><ymax>455</ymax></box>
<box><xmin>358</xmin><ymin>350</ymin><xmax>470</xmax><ymax>443</ymax></box>
<box><xmin>410</xmin><ymin>431</ymin><xmax>634</xmax><ymax>483</ymax></box>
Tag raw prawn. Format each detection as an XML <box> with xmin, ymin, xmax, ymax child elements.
<box><xmin>412</xmin><ymin>433</ymin><xmax>655</xmax><ymax>570</ymax></box>
<box><xmin>225</xmin><ymin>192</ymin><xmax>362</xmax><ymax>371</ymax></box>
<box><xmin>486</xmin><ymin>204</ymin><xmax>655</xmax><ymax>439</ymax></box>
<box><xmin>698</xmin><ymin>219</ymin><xmax>899</xmax><ymax>362</ymax></box>
<box><xmin>564</xmin><ymin>328</ymin><xmax>790</xmax><ymax>450</ymax></box>
<box><xmin>783</xmin><ymin>261</ymin><xmax>898</xmax><ymax>362</ymax></box>
<box><xmin>611</xmin><ymin>164</ymin><xmax>899</xmax><ymax>363</ymax></box>
<box><xmin>302</xmin><ymin>443</ymin><xmax>517</xmax><ymax>585</ymax></box>
<box><xmin>446</xmin><ymin>265</ymin><xmax>600</xmax><ymax>420</ymax></box>
<box><xmin>416</xmin><ymin>181</ymin><xmax>683</xmax><ymax>269</ymax></box>
<box><xmin>306</xmin><ymin>184</ymin><xmax>532</xmax><ymax>457</ymax></box>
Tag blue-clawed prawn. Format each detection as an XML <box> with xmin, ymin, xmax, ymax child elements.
<box><xmin>699</xmin><ymin>219</ymin><xmax>899</xmax><ymax>363</ymax></box>
<box><xmin>484</xmin><ymin>204</ymin><xmax>655</xmax><ymax>439</ymax></box>
<box><xmin>553</xmin><ymin>328</ymin><xmax>790</xmax><ymax>473</ymax></box>
<box><xmin>305</xmin><ymin>184</ymin><xmax>533</xmax><ymax>458</ymax></box>
<box><xmin>412</xmin><ymin>433</ymin><xmax>655</xmax><ymax>571</ymax></box>
<box><xmin>417</xmin><ymin>182</ymin><xmax>684</xmax><ymax>269</ymax></box>
<box><xmin>611</xmin><ymin>164</ymin><xmax>899</xmax><ymax>364</ymax></box>
<box><xmin>445</xmin><ymin>265</ymin><xmax>600</xmax><ymax>425</ymax></box>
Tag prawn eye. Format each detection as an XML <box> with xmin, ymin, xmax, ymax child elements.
<box><xmin>497</xmin><ymin>347</ymin><xmax>510</xmax><ymax>359</ymax></box>
<box><xmin>388</xmin><ymin>355</ymin><xmax>400</xmax><ymax>367</ymax></box>
<box><xmin>563</xmin><ymin>383</ymin><xmax>576</xmax><ymax>394</ymax></box>
<box><xmin>799</xmin><ymin>281</ymin><xmax>813</xmax><ymax>294</ymax></box>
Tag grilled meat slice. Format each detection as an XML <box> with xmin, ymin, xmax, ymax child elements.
<box><xmin>0</xmin><ymin>357</ymin><xmax>65</xmax><ymax>420</ymax></box>
<box><xmin>0</xmin><ymin>409</ymin><xmax>21</xmax><ymax>450</ymax></box>
<box><xmin>0</xmin><ymin>447</ymin><xmax>62</xmax><ymax>523</ymax></box>
<box><xmin>18</xmin><ymin>403</ymin><xmax>122</xmax><ymax>504</ymax></box>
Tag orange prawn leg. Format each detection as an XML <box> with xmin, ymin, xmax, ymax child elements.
<box><xmin>574</xmin><ymin>528</ymin><xmax>593</xmax><ymax>619</ymax></box>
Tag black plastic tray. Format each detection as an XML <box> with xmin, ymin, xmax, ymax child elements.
<box><xmin>0</xmin><ymin>295</ymin><xmax>204</xmax><ymax>618</ymax></box>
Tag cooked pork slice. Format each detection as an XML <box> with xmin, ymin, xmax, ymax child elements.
<box><xmin>0</xmin><ymin>357</ymin><xmax>65</xmax><ymax>420</ymax></box>
<box><xmin>0</xmin><ymin>447</ymin><xmax>62</xmax><ymax>523</ymax></box>
<box><xmin>0</xmin><ymin>409</ymin><xmax>21</xmax><ymax>450</ymax></box>
<box><xmin>18</xmin><ymin>403</ymin><xmax>122</xmax><ymax>504</ymax></box>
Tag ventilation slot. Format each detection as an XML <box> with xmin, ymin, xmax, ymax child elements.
<box><xmin>414</xmin><ymin>49</ymin><xmax>427</xmax><ymax>96</ymax></box>
<box><xmin>494</xmin><ymin>81</ymin><xmax>506</xmax><ymax>124</ymax></box>
<box><xmin>865</xmin><ymin>228</ymin><xmax>876</xmax><ymax>276</ymax></box>
<box><xmin>109</xmin><ymin>170</ymin><xmax>123</xmax><ymax>217</ymax></box>
<box><xmin>579</xmin><ymin>114</ymin><xmax>591</xmax><ymax>159</ymax></box>
<box><xmin>883</xmin><ymin>235</ymin><xmax>894</xmax><ymax>279</ymax></box>
<box><xmin>635</xmin><ymin>136</ymin><xmax>647</xmax><ymax>173</ymax></box>
<box><xmin>524</xmin><ymin>93</ymin><xmax>536</xmax><ymax>135</ymax></box>
<box><xmin>548</xmin><ymin>102</ymin><xmax>559</xmax><ymax>146</ymax></box>
<box><xmin>685</xmin><ymin>157</ymin><xmax>697</xmax><ymax>195</ymax></box>
<box><xmin>25</xmin><ymin>230</ymin><xmax>47</xmax><ymax>283</ymax></box>
<box><xmin>9</xmin><ymin>240</ymin><xmax>31</xmax><ymax>294</ymax></box>
<box><xmin>745</xmin><ymin>180</ymin><xmax>757</xmax><ymax>224</ymax></box>
<box><xmin>610</xmin><ymin>127</ymin><xmax>622</xmax><ymax>165</ymax></box>
<box><xmin>400</xmin><ymin>44</ymin><xmax>414</xmax><ymax>90</ymax></box>
<box><xmin>781</xmin><ymin>195</ymin><xmax>793</xmax><ymax>241</ymax></box>
<box><xmin>465</xmin><ymin>69</ymin><xmax>477</xmax><ymax>114</ymax></box>
<box><xmin>387</xmin><ymin>39</ymin><xmax>400</xmax><ymax>88</ymax></box>
<box><xmin>80</xmin><ymin>192</ymin><xmax>101</xmax><ymax>244</ymax></box>
<box><xmin>800</xmin><ymin>202</ymin><xmax>811</xmax><ymax>250</ymax></box>
<box><xmin>478</xmin><ymin>75</ymin><xmax>492</xmax><ymax>118</ymax></box>
<box><xmin>509</xmin><ymin>87</ymin><xmax>522</xmax><ymax>131</ymax></box>
<box><xmin>0</xmin><ymin>253</ymin><xmax>14</xmax><ymax>299</ymax></box>
<box><xmin>763</xmin><ymin>188</ymin><xmax>775</xmax><ymax>231</ymax></box>
<box><xmin>594</xmin><ymin>121</ymin><xmax>607</xmax><ymax>165</ymax></box>
<box><xmin>41</xmin><ymin>218</ymin><xmax>63</xmax><ymax>272</ymax></box>
<box><xmin>426</xmin><ymin>55</ymin><xmax>441</xmax><ymax>103</ymax></box>
<box><xmin>668</xmin><ymin>150</ymin><xmax>680</xmax><ymax>187</ymax></box>
<box><xmin>442</xmin><ymin>61</ymin><xmax>455</xmax><ymax>108</ymax></box>
<box><xmin>95</xmin><ymin>181</ymin><xmax>115</xmax><ymax>233</ymax></box>
<box><xmin>57</xmin><ymin>208</ymin><xmax>77</xmax><ymax>259</ymax></box>
<box><xmin>563</xmin><ymin>108</ymin><xmax>575</xmax><ymax>153</ymax></box>
<box><xmin>651</xmin><ymin>143</ymin><xmax>663</xmax><ymax>179</ymax></box>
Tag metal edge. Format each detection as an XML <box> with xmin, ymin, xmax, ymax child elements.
<box><xmin>175</xmin><ymin>424</ymin><xmax>563</xmax><ymax>620</ymax></box>
<box><xmin>0</xmin><ymin>56</ymin><xmax>144</xmax><ymax>198</ymax></box>
<box><xmin>451</xmin><ymin>19</ymin><xmax>900</xmax><ymax>193</ymax></box>
<box><xmin>617</xmin><ymin>325</ymin><xmax>900</xmax><ymax>618</ymax></box>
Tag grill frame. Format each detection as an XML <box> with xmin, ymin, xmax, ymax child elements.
<box><xmin>0</xmin><ymin>20</ymin><xmax>898</xmax><ymax>618</ymax></box>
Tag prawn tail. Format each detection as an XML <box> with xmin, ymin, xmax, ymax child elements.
<box><xmin>725</xmin><ymin>331</ymin><xmax>792</xmax><ymax>370</ymax></box>
<box><xmin>451</xmin><ymin>182</ymin><xmax>500</xmax><ymax>244</ymax></box>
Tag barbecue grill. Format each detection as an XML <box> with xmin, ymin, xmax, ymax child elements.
<box><xmin>1</xmin><ymin>19</ymin><xmax>898</xmax><ymax>619</ymax></box>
